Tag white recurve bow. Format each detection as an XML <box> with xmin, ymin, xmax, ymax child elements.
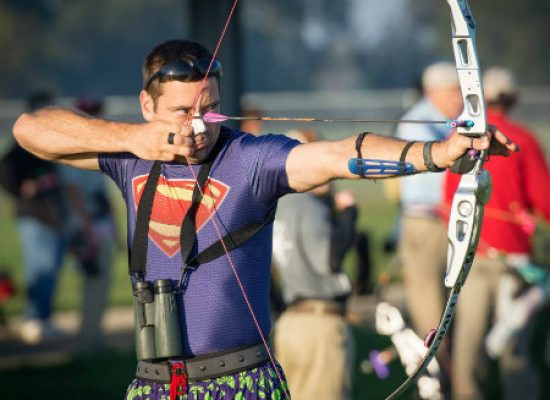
<box><xmin>385</xmin><ymin>0</ymin><xmax>492</xmax><ymax>398</ymax></box>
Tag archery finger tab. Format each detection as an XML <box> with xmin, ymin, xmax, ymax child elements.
<box><xmin>191</xmin><ymin>115</ymin><xmax>207</xmax><ymax>137</ymax></box>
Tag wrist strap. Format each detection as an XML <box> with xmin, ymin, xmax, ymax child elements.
<box><xmin>355</xmin><ymin>132</ymin><xmax>372</xmax><ymax>179</ymax></box>
<box><xmin>423</xmin><ymin>141</ymin><xmax>446</xmax><ymax>172</ymax></box>
<box><xmin>399</xmin><ymin>141</ymin><xmax>417</xmax><ymax>162</ymax></box>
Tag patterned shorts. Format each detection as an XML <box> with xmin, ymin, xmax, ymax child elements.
<box><xmin>125</xmin><ymin>361</ymin><xmax>290</xmax><ymax>400</ymax></box>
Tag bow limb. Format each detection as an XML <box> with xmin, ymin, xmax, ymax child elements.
<box><xmin>385</xmin><ymin>1</ymin><xmax>491</xmax><ymax>398</ymax></box>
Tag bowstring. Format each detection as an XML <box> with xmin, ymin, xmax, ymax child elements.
<box><xmin>182</xmin><ymin>1</ymin><xmax>290</xmax><ymax>398</ymax></box>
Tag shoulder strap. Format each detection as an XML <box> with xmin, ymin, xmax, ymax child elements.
<box><xmin>129</xmin><ymin>161</ymin><xmax>162</xmax><ymax>277</ymax></box>
<box><xmin>187</xmin><ymin>206</ymin><xmax>276</xmax><ymax>267</ymax></box>
<box><xmin>179</xmin><ymin>162</ymin><xmax>212</xmax><ymax>264</ymax></box>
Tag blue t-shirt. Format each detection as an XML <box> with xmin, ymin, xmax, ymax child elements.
<box><xmin>99</xmin><ymin>129</ymin><xmax>299</xmax><ymax>357</ymax></box>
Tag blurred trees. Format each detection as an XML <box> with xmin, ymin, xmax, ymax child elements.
<box><xmin>432</xmin><ymin>0</ymin><xmax>550</xmax><ymax>85</ymax></box>
<box><xmin>0</xmin><ymin>0</ymin><xmax>548</xmax><ymax>97</ymax></box>
<box><xmin>0</xmin><ymin>0</ymin><xmax>186</xmax><ymax>97</ymax></box>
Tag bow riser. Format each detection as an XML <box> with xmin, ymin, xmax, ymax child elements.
<box><xmin>445</xmin><ymin>169</ymin><xmax>491</xmax><ymax>287</ymax></box>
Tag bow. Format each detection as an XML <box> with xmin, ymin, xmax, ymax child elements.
<box><xmin>385</xmin><ymin>0</ymin><xmax>492</xmax><ymax>398</ymax></box>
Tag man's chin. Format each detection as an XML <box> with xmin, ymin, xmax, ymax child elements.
<box><xmin>186</xmin><ymin>147</ymin><xmax>210</xmax><ymax>164</ymax></box>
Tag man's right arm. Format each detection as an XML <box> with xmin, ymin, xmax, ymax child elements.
<box><xmin>13</xmin><ymin>107</ymin><xmax>195</xmax><ymax>170</ymax></box>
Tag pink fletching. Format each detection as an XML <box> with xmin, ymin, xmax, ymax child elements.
<box><xmin>203</xmin><ymin>112</ymin><xmax>228</xmax><ymax>123</ymax></box>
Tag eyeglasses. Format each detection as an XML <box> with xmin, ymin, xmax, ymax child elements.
<box><xmin>144</xmin><ymin>58</ymin><xmax>222</xmax><ymax>90</ymax></box>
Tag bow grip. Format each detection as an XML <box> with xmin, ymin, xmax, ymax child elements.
<box><xmin>445</xmin><ymin>170</ymin><xmax>492</xmax><ymax>288</ymax></box>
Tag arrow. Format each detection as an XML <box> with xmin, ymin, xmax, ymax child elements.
<box><xmin>201</xmin><ymin>111</ymin><xmax>475</xmax><ymax>128</ymax></box>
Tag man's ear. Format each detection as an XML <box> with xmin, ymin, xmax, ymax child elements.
<box><xmin>140</xmin><ymin>90</ymin><xmax>155</xmax><ymax>121</ymax></box>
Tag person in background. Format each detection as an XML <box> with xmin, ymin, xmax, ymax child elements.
<box><xmin>60</xmin><ymin>97</ymin><xmax>118</xmax><ymax>349</ymax></box>
<box><xmin>444</xmin><ymin>67</ymin><xmax>550</xmax><ymax>400</ymax></box>
<box><xmin>237</xmin><ymin>103</ymin><xmax>288</xmax><ymax>320</ymax></box>
<box><xmin>0</xmin><ymin>91</ymin><xmax>68</xmax><ymax>344</ymax></box>
<box><xmin>395</xmin><ymin>62</ymin><xmax>463</xmax><ymax>374</ymax></box>
<box><xmin>272</xmin><ymin>129</ymin><xmax>357</xmax><ymax>400</ymax></box>
<box><xmin>239</xmin><ymin>104</ymin><xmax>265</xmax><ymax>136</ymax></box>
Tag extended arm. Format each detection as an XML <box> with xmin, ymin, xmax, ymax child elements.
<box><xmin>286</xmin><ymin>129</ymin><xmax>517</xmax><ymax>192</ymax></box>
<box><xmin>13</xmin><ymin>107</ymin><xmax>195</xmax><ymax>170</ymax></box>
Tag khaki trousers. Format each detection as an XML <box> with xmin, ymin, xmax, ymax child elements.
<box><xmin>399</xmin><ymin>215</ymin><xmax>448</xmax><ymax>338</ymax></box>
<box><xmin>452</xmin><ymin>257</ymin><xmax>540</xmax><ymax>400</ymax></box>
<box><xmin>274</xmin><ymin>306</ymin><xmax>354</xmax><ymax>400</ymax></box>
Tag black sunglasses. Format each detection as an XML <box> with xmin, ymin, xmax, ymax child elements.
<box><xmin>144</xmin><ymin>58</ymin><xmax>222</xmax><ymax>90</ymax></box>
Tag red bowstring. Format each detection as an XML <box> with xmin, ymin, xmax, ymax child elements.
<box><xmin>182</xmin><ymin>1</ymin><xmax>289</xmax><ymax>398</ymax></box>
<box><xmin>189</xmin><ymin>0</ymin><xmax>239</xmax><ymax>114</ymax></box>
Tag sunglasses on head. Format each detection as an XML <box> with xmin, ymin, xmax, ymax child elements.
<box><xmin>144</xmin><ymin>57</ymin><xmax>222</xmax><ymax>90</ymax></box>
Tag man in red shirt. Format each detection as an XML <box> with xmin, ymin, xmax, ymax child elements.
<box><xmin>443</xmin><ymin>67</ymin><xmax>550</xmax><ymax>399</ymax></box>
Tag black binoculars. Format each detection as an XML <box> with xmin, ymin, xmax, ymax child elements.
<box><xmin>132</xmin><ymin>279</ymin><xmax>183</xmax><ymax>361</ymax></box>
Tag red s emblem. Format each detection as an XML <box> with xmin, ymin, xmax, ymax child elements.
<box><xmin>132</xmin><ymin>175</ymin><xmax>230</xmax><ymax>257</ymax></box>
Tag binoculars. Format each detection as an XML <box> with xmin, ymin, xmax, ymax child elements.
<box><xmin>133</xmin><ymin>279</ymin><xmax>183</xmax><ymax>361</ymax></box>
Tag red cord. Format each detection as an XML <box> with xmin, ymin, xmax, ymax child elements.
<box><xmin>183</xmin><ymin>1</ymin><xmax>289</xmax><ymax>398</ymax></box>
<box><xmin>169</xmin><ymin>362</ymin><xmax>187</xmax><ymax>400</ymax></box>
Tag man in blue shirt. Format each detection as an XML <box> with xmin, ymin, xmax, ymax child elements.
<box><xmin>13</xmin><ymin>40</ymin><xmax>515</xmax><ymax>400</ymax></box>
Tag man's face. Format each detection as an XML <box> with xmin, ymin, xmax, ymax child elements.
<box><xmin>141</xmin><ymin>77</ymin><xmax>221</xmax><ymax>163</ymax></box>
<box><xmin>427</xmin><ymin>85</ymin><xmax>464</xmax><ymax>120</ymax></box>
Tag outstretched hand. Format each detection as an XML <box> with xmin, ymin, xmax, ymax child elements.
<box><xmin>435</xmin><ymin>126</ymin><xmax>519</xmax><ymax>169</ymax></box>
<box><xmin>486</xmin><ymin>125</ymin><xmax>519</xmax><ymax>156</ymax></box>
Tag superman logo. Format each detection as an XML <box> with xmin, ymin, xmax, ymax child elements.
<box><xmin>132</xmin><ymin>174</ymin><xmax>230</xmax><ymax>257</ymax></box>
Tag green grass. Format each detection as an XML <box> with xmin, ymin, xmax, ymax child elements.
<box><xmin>0</xmin><ymin>347</ymin><xmax>136</xmax><ymax>399</ymax></box>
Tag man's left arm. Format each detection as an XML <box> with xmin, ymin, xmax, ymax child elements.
<box><xmin>286</xmin><ymin>129</ymin><xmax>517</xmax><ymax>192</ymax></box>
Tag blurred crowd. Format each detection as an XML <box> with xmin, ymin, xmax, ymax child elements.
<box><xmin>1</xmin><ymin>62</ymin><xmax>550</xmax><ymax>400</ymax></box>
<box><xmin>0</xmin><ymin>93</ymin><xmax>118</xmax><ymax>349</ymax></box>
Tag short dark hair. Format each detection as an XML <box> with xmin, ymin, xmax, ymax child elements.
<box><xmin>142</xmin><ymin>39</ymin><xmax>216</xmax><ymax>104</ymax></box>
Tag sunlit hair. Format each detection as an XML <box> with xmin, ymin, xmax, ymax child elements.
<box><xmin>142</xmin><ymin>39</ymin><xmax>218</xmax><ymax>106</ymax></box>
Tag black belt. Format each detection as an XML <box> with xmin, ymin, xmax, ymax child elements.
<box><xmin>136</xmin><ymin>343</ymin><xmax>270</xmax><ymax>383</ymax></box>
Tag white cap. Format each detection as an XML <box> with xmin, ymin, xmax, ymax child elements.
<box><xmin>421</xmin><ymin>62</ymin><xmax>459</xmax><ymax>90</ymax></box>
<box><xmin>483</xmin><ymin>67</ymin><xmax>517</xmax><ymax>102</ymax></box>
